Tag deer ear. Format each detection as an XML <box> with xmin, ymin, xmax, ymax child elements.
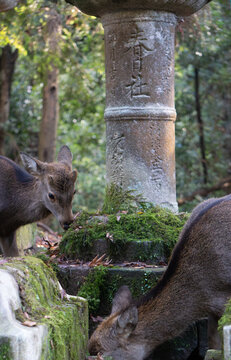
<box><xmin>115</xmin><ymin>306</ymin><xmax>138</xmax><ymax>338</ymax></box>
<box><xmin>72</xmin><ymin>169</ymin><xmax>77</xmax><ymax>183</ymax></box>
<box><xmin>20</xmin><ymin>153</ymin><xmax>44</xmax><ymax>175</ymax></box>
<box><xmin>111</xmin><ymin>286</ymin><xmax>133</xmax><ymax>314</ymax></box>
<box><xmin>57</xmin><ymin>145</ymin><xmax>73</xmax><ymax>165</ymax></box>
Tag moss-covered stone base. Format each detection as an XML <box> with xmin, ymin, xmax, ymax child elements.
<box><xmin>0</xmin><ymin>257</ymin><xmax>88</xmax><ymax>360</ymax></box>
<box><xmin>60</xmin><ymin>208</ymin><xmax>189</xmax><ymax>263</ymax></box>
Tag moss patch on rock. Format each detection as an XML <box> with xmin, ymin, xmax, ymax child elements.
<box><xmin>78</xmin><ymin>266</ymin><xmax>108</xmax><ymax>314</ymax></box>
<box><xmin>219</xmin><ymin>298</ymin><xmax>231</xmax><ymax>331</ymax></box>
<box><xmin>0</xmin><ymin>257</ymin><xmax>88</xmax><ymax>360</ymax></box>
<box><xmin>0</xmin><ymin>340</ymin><xmax>12</xmax><ymax>360</ymax></box>
<box><xmin>60</xmin><ymin>208</ymin><xmax>189</xmax><ymax>263</ymax></box>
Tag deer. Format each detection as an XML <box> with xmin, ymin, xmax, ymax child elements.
<box><xmin>0</xmin><ymin>145</ymin><xmax>77</xmax><ymax>257</ymax></box>
<box><xmin>88</xmin><ymin>195</ymin><xmax>231</xmax><ymax>360</ymax></box>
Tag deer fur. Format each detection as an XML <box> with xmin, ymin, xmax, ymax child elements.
<box><xmin>0</xmin><ymin>145</ymin><xmax>77</xmax><ymax>257</ymax></box>
<box><xmin>88</xmin><ymin>195</ymin><xmax>231</xmax><ymax>360</ymax></box>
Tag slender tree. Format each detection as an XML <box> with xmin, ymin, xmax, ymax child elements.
<box><xmin>38</xmin><ymin>7</ymin><xmax>61</xmax><ymax>162</ymax></box>
<box><xmin>0</xmin><ymin>44</ymin><xmax>18</xmax><ymax>154</ymax></box>
<box><xmin>194</xmin><ymin>66</ymin><xmax>208</xmax><ymax>184</ymax></box>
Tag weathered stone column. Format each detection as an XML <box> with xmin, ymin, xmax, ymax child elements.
<box><xmin>66</xmin><ymin>0</ymin><xmax>211</xmax><ymax>212</ymax></box>
<box><xmin>103</xmin><ymin>11</ymin><xmax>177</xmax><ymax>211</ymax></box>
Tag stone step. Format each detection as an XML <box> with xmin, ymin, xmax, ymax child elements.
<box><xmin>91</xmin><ymin>238</ymin><xmax>169</xmax><ymax>264</ymax></box>
<box><xmin>61</xmin><ymin>237</ymin><xmax>170</xmax><ymax>265</ymax></box>
<box><xmin>58</xmin><ymin>264</ymin><xmax>166</xmax><ymax>314</ymax></box>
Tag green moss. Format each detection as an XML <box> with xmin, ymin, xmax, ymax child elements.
<box><xmin>102</xmin><ymin>183</ymin><xmax>146</xmax><ymax>214</ymax></box>
<box><xmin>60</xmin><ymin>207</ymin><xmax>189</xmax><ymax>261</ymax></box>
<box><xmin>219</xmin><ymin>297</ymin><xmax>231</xmax><ymax>333</ymax></box>
<box><xmin>0</xmin><ymin>341</ymin><xmax>12</xmax><ymax>360</ymax></box>
<box><xmin>78</xmin><ymin>266</ymin><xmax>108</xmax><ymax>315</ymax></box>
<box><xmin>1</xmin><ymin>257</ymin><xmax>88</xmax><ymax>360</ymax></box>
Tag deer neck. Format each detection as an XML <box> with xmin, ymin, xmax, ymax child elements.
<box><xmin>131</xmin><ymin>276</ymin><xmax>202</xmax><ymax>357</ymax></box>
<box><xmin>13</xmin><ymin>178</ymin><xmax>50</xmax><ymax>224</ymax></box>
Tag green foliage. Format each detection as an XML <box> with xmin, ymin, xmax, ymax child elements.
<box><xmin>1</xmin><ymin>1</ymin><xmax>105</xmax><ymax>212</ymax></box>
<box><xmin>78</xmin><ymin>266</ymin><xmax>108</xmax><ymax>314</ymax></box>
<box><xmin>175</xmin><ymin>1</ymin><xmax>231</xmax><ymax>211</ymax></box>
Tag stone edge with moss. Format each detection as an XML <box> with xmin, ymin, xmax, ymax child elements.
<box><xmin>0</xmin><ymin>256</ymin><xmax>88</xmax><ymax>360</ymax></box>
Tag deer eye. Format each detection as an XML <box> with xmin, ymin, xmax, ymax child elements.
<box><xmin>73</xmin><ymin>189</ymin><xmax>77</xmax><ymax>196</ymax></box>
<box><xmin>48</xmin><ymin>192</ymin><xmax>55</xmax><ymax>201</ymax></box>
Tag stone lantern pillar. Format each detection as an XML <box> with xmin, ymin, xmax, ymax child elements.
<box><xmin>66</xmin><ymin>0</ymin><xmax>210</xmax><ymax>212</ymax></box>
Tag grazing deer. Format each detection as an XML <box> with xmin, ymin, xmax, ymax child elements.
<box><xmin>0</xmin><ymin>145</ymin><xmax>77</xmax><ymax>257</ymax></box>
<box><xmin>88</xmin><ymin>195</ymin><xmax>231</xmax><ymax>360</ymax></box>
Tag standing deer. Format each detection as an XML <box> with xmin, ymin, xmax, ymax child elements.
<box><xmin>89</xmin><ymin>195</ymin><xmax>231</xmax><ymax>360</ymax></box>
<box><xmin>0</xmin><ymin>145</ymin><xmax>77</xmax><ymax>257</ymax></box>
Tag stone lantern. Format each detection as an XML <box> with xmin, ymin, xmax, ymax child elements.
<box><xmin>66</xmin><ymin>0</ymin><xmax>211</xmax><ymax>212</ymax></box>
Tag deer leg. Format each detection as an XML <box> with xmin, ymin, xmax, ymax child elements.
<box><xmin>0</xmin><ymin>232</ymin><xmax>19</xmax><ymax>257</ymax></box>
<box><xmin>208</xmin><ymin>314</ymin><xmax>222</xmax><ymax>349</ymax></box>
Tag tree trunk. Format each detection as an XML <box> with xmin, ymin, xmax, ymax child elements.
<box><xmin>194</xmin><ymin>67</ymin><xmax>208</xmax><ymax>184</ymax></box>
<box><xmin>38</xmin><ymin>8</ymin><xmax>61</xmax><ymax>163</ymax></box>
<box><xmin>0</xmin><ymin>0</ymin><xmax>18</xmax><ymax>12</ymax></box>
<box><xmin>0</xmin><ymin>45</ymin><xmax>18</xmax><ymax>155</ymax></box>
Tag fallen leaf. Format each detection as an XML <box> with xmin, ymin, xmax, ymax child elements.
<box><xmin>89</xmin><ymin>254</ymin><xmax>106</xmax><ymax>267</ymax></box>
<box><xmin>106</xmin><ymin>232</ymin><xmax>113</xmax><ymax>242</ymax></box>
<box><xmin>22</xmin><ymin>320</ymin><xmax>37</xmax><ymax>327</ymax></box>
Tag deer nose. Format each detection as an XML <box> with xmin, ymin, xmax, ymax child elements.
<box><xmin>63</xmin><ymin>221</ymin><xmax>72</xmax><ymax>230</ymax></box>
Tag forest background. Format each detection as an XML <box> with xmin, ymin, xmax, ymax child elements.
<box><xmin>0</xmin><ymin>0</ymin><xmax>230</xmax><ymax>215</ymax></box>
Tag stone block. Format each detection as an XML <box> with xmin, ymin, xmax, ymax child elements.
<box><xmin>16</xmin><ymin>224</ymin><xmax>37</xmax><ymax>255</ymax></box>
<box><xmin>223</xmin><ymin>325</ymin><xmax>231</xmax><ymax>360</ymax></box>
<box><xmin>0</xmin><ymin>257</ymin><xmax>88</xmax><ymax>360</ymax></box>
<box><xmin>204</xmin><ymin>349</ymin><xmax>222</xmax><ymax>360</ymax></box>
<box><xmin>0</xmin><ymin>269</ymin><xmax>47</xmax><ymax>360</ymax></box>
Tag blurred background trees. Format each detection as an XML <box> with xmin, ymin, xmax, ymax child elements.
<box><xmin>0</xmin><ymin>0</ymin><xmax>230</xmax><ymax>213</ymax></box>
